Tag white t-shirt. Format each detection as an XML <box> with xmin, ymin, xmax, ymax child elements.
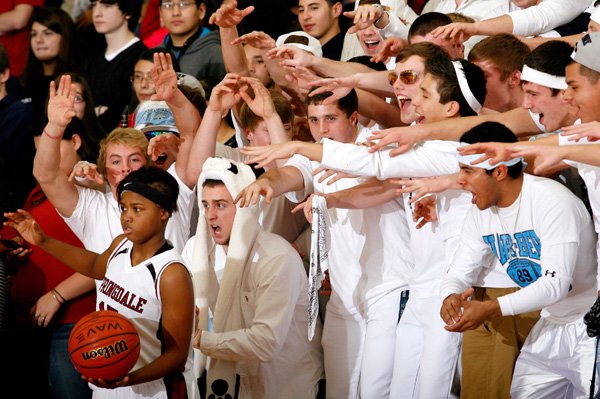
<box><xmin>63</xmin><ymin>163</ymin><xmax>194</xmax><ymax>253</ymax></box>
<box><xmin>284</xmin><ymin>151</ymin><xmax>411</xmax><ymax>315</ymax></box>
<box><xmin>442</xmin><ymin>174</ymin><xmax>597</xmax><ymax>323</ymax></box>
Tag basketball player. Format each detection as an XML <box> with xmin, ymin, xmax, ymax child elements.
<box><xmin>4</xmin><ymin>166</ymin><xmax>199</xmax><ymax>399</ymax></box>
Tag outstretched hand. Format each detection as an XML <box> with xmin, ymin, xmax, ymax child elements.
<box><xmin>209</xmin><ymin>1</ymin><xmax>254</xmax><ymax>28</ymax></box>
<box><xmin>366</xmin><ymin>127</ymin><xmax>418</xmax><ymax>155</ymax></box>
<box><xmin>207</xmin><ymin>73</ymin><xmax>243</xmax><ymax>113</ymax></box>
<box><xmin>238</xmin><ymin>77</ymin><xmax>276</xmax><ymax>120</ymax></box>
<box><xmin>3</xmin><ymin>210</ymin><xmax>48</xmax><ymax>248</ymax></box>
<box><xmin>232</xmin><ymin>31</ymin><xmax>276</xmax><ymax>50</ymax></box>
<box><xmin>240</xmin><ymin>142</ymin><xmax>297</xmax><ymax>169</ymax></box>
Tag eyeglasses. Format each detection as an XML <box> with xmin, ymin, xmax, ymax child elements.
<box><xmin>130</xmin><ymin>73</ymin><xmax>154</xmax><ymax>85</ymax></box>
<box><xmin>388</xmin><ymin>70</ymin><xmax>420</xmax><ymax>86</ymax></box>
<box><xmin>160</xmin><ymin>0</ymin><xmax>194</xmax><ymax>9</ymax></box>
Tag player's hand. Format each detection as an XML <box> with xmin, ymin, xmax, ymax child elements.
<box><xmin>440</xmin><ymin>291</ymin><xmax>469</xmax><ymax>326</ymax></box>
<box><xmin>412</xmin><ymin>195</ymin><xmax>438</xmax><ymax>229</ymax></box>
<box><xmin>147</xmin><ymin>133</ymin><xmax>181</xmax><ymax>169</ymax></box>
<box><xmin>371</xmin><ymin>37</ymin><xmax>406</xmax><ymax>63</ymax></box>
<box><xmin>150</xmin><ymin>52</ymin><xmax>178</xmax><ymax>103</ymax></box>
<box><xmin>30</xmin><ymin>292</ymin><xmax>61</xmax><ymax>328</ymax></box>
<box><xmin>457</xmin><ymin>141</ymin><xmax>517</xmax><ymax>166</ymax></box>
<box><xmin>3</xmin><ymin>210</ymin><xmax>48</xmax><ymax>248</ymax></box>
<box><xmin>232</xmin><ymin>31</ymin><xmax>276</xmax><ymax>50</ymax></box>
<box><xmin>560</xmin><ymin>121</ymin><xmax>600</xmax><ymax>142</ymax></box>
<box><xmin>366</xmin><ymin>126</ymin><xmax>418</xmax><ymax>155</ymax></box>
<box><xmin>207</xmin><ymin>73</ymin><xmax>243</xmax><ymax>113</ymax></box>
<box><xmin>312</xmin><ymin>166</ymin><xmax>355</xmax><ymax>185</ymax></box>
<box><xmin>240</xmin><ymin>142</ymin><xmax>297</xmax><ymax>169</ymax></box>
<box><xmin>444</xmin><ymin>291</ymin><xmax>500</xmax><ymax>333</ymax></box>
<box><xmin>238</xmin><ymin>77</ymin><xmax>276</xmax><ymax>120</ymax></box>
<box><xmin>267</xmin><ymin>46</ymin><xmax>316</xmax><ymax>69</ymax></box>
<box><xmin>431</xmin><ymin>22</ymin><xmax>476</xmax><ymax>43</ymax></box>
<box><xmin>47</xmin><ymin>74</ymin><xmax>76</xmax><ymax>131</ymax></box>
<box><xmin>343</xmin><ymin>4</ymin><xmax>383</xmax><ymax>34</ymax></box>
<box><xmin>69</xmin><ymin>161</ymin><xmax>105</xmax><ymax>186</ymax></box>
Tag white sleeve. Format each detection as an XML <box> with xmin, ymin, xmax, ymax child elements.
<box><xmin>378</xmin><ymin>12</ymin><xmax>410</xmax><ymax>40</ymax></box>
<box><xmin>509</xmin><ymin>0</ymin><xmax>591</xmax><ymax>37</ymax></box>
<box><xmin>320</xmin><ymin>139</ymin><xmax>459</xmax><ymax>180</ymax></box>
<box><xmin>440</xmin><ymin>209</ymin><xmax>496</xmax><ymax>299</ymax></box>
<box><xmin>497</xmin><ymin>242</ymin><xmax>577</xmax><ymax>316</ymax></box>
<box><xmin>283</xmin><ymin>154</ymin><xmax>315</xmax><ymax>203</ymax></box>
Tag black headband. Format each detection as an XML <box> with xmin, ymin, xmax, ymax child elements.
<box><xmin>118</xmin><ymin>181</ymin><xmax>175</xmax><ymax>213</ymax></box>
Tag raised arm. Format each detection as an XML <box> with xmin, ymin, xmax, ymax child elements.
<box><xmin>210</xmin><ymin>1</ymin><xmax>256</xmax><ymax>77</ymax></box>
<box><xmin>151</xmin><ymin>52</ymin><xmax>200</xmax><ymax>188</ymax></box>
<box><xmin>186</xmin><ymin>73</ymin><xmax>243</xmax><ymax>184</ymax></box>
<box><xmin>33</xmin><ymin>75</ymin><xmax>80</xmax><ymax>217</ymax></box>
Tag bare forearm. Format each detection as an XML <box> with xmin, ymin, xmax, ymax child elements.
<box><xmin>356</xmin><ymin>89</ymin><xmax>402</xmax><ymax>128</ymax></box>
<box><xmin>220</xmin><ymin>27</ymin><xmax>250</xmax><ymax>76</ymax></box>
<box><xmin>53</xmin><ymin>273</ymin><xmax>96</xmax><ymax>302</ymax></box>
<box><xmin>472</xmin><ymin>15</ymin><xmax>514</xmax><ymax>37</ymax></box>
<box><xmin>0</xmin><ymin>5</ymin><xmax>33</xmax><ymax>33</ymax></box>
<box><xmin>38</xmin><ymin>237</ymin><xmax>105</xmax><ymax>280</ymax></box>
<box><xmin>311</xmin><ymin>59</ymin><xmax>377</xmax><ymax>78</ymax></box>
<box><xmin>186</xmin><ymin>109</ymin><xmax>220</xmax><ymax>184</ymax></box>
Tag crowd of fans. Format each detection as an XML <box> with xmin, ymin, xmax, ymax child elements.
<box><xmin>1</xmin><ymin>0</ymin><xmax>600</xmax><ymax>398</ymax></box>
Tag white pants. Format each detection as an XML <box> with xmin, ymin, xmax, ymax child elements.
<box><xmin>390</xmin><ymin>295</ymin><xmax>461</xmax><ymax>399</ymax></box>
<box><xmin>321</xmin><ymin>290</ymin><xmax>400</xmax><ymax>399</ymax></box>
<box><xmin>511</xmin><ymin>316</ymin><xmax>597</xmax><ymax>399</ymax></box>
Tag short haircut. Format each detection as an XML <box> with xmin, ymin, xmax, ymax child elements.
<box><xmin>460</xmin><ymin>121</ymin><xmax>523</xmax><ymax>178</ymax></box>
<box><xmin>408</xmin><ymin>12</ymin><xmax>452</xmax><ymax>42</ymax></box>
<box><xmin>347</xmin><ymin>55</ymin><xmax>388</xmax><ymax>71</ymax></box>
<box><xmin>425</xmin><ymin>53</ymin><xmax>487</xmax><ymax>117</ymax></box>
<box><xmin>305</xmin><ymin>87</ymin><xmax>358</xmax><ymax>117</ymax></box>
<box><xmin>97</xmin><ymin>128</ymin><xmax>150</xmax><ymax>176</ymax></box>
<box><xmin>239</xmin><ymin>89</ymin><xmax>294</xmax><ymax>130</ymax></box>
<box><xmin>577</xmin><ymin>63</ymin><xmax>600</xmax><ymax>84</ymax></box>
<box><xmin>396</xmin><ymin>42</ymin><xmax>448</xmax><ymax>64</ymax></box>
<box><xmin>117</xmin><ymin>165</ymin><xmax>179</xmax><ymax>213</ymax></box>
<box><xmin>446</xmin><ymin>12</ymin><xmax>475</xmax><ymax>23</ymax></box>
<box><xmin>524</xmin><ymin>40</ymin><xmax>574</xmax><ymax>95</ymax></box>
<box><xmin>179</xmin><ymin>84</ymin><xmax>207</xmax><ymax>116</ymax></box>
<box><xmin>202</xmin><ymin>178</ymin><xmax>224</xmax><ymax>188</ymax></box>
<box><xmin>0</xmin><ymin>44</ymin><xmax>8</xmax><ymax>72</ymax></box>
<box><xmin>468</xmin><ymin>33</ymin><xmax>530</xmax><ymax>81</ymax></box>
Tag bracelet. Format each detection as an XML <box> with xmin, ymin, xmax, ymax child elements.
<box><xmin>51</xmin><ymin>288</ymin><xmax>66</xmax><ymax>304</ymax></box>
<box><xmin>43</xmin><ymin>128</ymin><xmax>62</xmax><ymax>140</ymax></box>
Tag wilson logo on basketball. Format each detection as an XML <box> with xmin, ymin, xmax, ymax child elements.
<box><xmin>80</xmin><ymin>339</ymin><xmax>131</xmax><ymax>360</ymax></box>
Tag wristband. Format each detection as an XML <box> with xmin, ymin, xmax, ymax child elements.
<box><xmin>43</xmin><ymin>129</ymin><xmax>62</xmax><ymax>140</ymax></box>
<box><xmin>51</xmin><ymin>288</ymin><xmax>66</xmax><ymax>304</ymax></box>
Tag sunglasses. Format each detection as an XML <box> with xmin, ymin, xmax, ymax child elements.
<box><xmin>388</xmin><ymin>70</ymin><xmax>420</xmax><ymax>85</ymax></box>
<box><xmin>144</xmin><ymin>130</ymin><xmax>180</xmax><ymax>141</ymax></box>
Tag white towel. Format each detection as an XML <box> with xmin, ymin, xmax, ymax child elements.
<box><xmin>308</xmin><ymin>195</ymin><xmax>330</xmax><ymax>340</ymax></box>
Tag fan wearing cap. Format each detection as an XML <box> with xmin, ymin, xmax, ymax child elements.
<box><xmin>180</xmin><ymin>157</ymin><xmax>323</xmax><ymax>398</ymax></box>
<box><xmin>441</xmin><ymin>121</ymin><xmax>597</xmax><ymax>398</ymax></box>
<box><xmin>4</xmin><ymin>166</ymin><xmax>199</xmax><ymax>399</ymax></box>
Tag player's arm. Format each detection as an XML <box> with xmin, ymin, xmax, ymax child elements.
<box><xmin>323</xmin><ymin>178</ymin><xmax>399</xmax><ymax>210</ymax></box>
<box><xmin>0</xmin><ymin>4</ymin><xmax>34</xmax><ymax>33</ymax></box>
<box><xmin>3</xmin><ymin>209</ymin><xmax>121</xmax><ymax>280</ymax></box>
<box><xmin>126</xmin><ymin>263</ymin><xmax>195</xmax><ymax>385</ymax></box>
<box><xmin>199</xmin><ymin>252</ymin><xmax>303</xmax><ymax>362</ymax></box>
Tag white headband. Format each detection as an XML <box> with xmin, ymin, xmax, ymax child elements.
<box><xmin>457</xmin><ymin>153</ymin><xmax>523</xmax><ymax>170</ymax></box>
<box><xmin>451</xmin><ymin>61</ymin><xmax>482</xmax><ymax>114</ymax></box>
<box><xmin>521</xmin><ymin>65</ymin><xmax>567</xmax><ymax>90</ymax></box>
<box><xmin>457</xmin><ymin>143</ymin><xmax>524</xmax><ymax>170</ymax></box>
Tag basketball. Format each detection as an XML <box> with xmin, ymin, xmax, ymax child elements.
<box><xmin>68</xmin><ymin>310</ymin><xmax>141</xmax><ymax>381</ymax></box>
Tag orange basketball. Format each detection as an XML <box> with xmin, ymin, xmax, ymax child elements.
<box><xmin>68</xmin><ymin>310</ymin><xmax>141</xmax><ymax>381</ymax></box>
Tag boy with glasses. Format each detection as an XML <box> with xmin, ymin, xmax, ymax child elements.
<box><xmin>159</xmin><ymin>0</ymin><xmax>226</xmax><ymax>86</ymax></box>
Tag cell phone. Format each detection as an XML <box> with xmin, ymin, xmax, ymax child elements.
<box><xmin>1</xmin><ymin>239</ymin><xmax>21</xmax><ymax>250</ymax></box>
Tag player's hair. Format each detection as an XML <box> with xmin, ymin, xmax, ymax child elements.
<box><xmin>425</xmin><ymin>53</ymin><xmax>486</xmax><ymax>117</ymax></box>
<box><xmin>117</xmin><ymin>165</ymin><xmax>179</xmax><ymax>213</ymax></box>
<box><xmin>460</xmin><ymin>121</ymin><xmax>523</xmax><ymax>178</ymax></box>
<box><xmin>523</xmin><ymin>40</ymin><xmax>573</xmax><ymax>96</ymax></box>
<box><xmin>468</xmin><ymin>33</ymin><xmax>530</xmax><ymax>81</ymax></box>
<box><xmin>577</xmin><ymin>63</ymin><xmax>600</xmax><ymax>84</ymax></box>
<box><xmin>202</xmin><ymin>178</ymin><xmax>225</xmax><ymax>188</ymax></box>
<box><xmin>97</xmin><ymin>128</ymin><xmax>150</xmax><ymax>176</ymax></box>
<box><xmin>408</xmin><ymin>12</ymin><xmax>452</xmax><ymax>42</ymax></box>
<box><xmin>446</xmin><ymin>12</ymin><xmax>475</xmax><ymax>23</ymax></box>
<box><xmin>305</xmin><ymin>87</ymin><xmax>358</xmax><ymax>117</ymax></box>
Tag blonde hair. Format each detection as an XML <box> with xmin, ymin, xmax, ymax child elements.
<box><xmin>97</xmin><ymin>128</ymin><xmax>150</xmax><ymax>176</ymax></box>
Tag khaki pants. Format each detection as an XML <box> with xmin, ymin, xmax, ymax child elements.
<box><xmin>460</xmin><ymin>287</ymin><xmax>541</xmax><ymax>399</ymax></box>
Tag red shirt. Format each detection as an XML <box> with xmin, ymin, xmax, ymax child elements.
<box><xmin>0</xmin><ymin>0</ymin><xmax>44</xmax><ymax>77</ymax></box>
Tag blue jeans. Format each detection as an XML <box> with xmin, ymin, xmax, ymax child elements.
<box><xmin>49</xmin><ymin>323</ymin><xmax>92</xmax><ymax>399</ymax></box>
